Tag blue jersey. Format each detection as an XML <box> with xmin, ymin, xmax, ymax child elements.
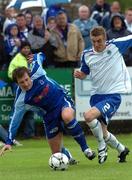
<box><xmin>80</xmin><ymin>35</ymin><xmax>132</xmax><ymax>95</ymax></box>
<box><xmin>7</xmin><ymin>53</ymin><xmax>71</xmax><ymax>144</ymax></box>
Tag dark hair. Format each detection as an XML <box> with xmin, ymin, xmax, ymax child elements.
<box><xmin>16</xmin><ymin>13</ymin><xmax>25</xmax><ymax>18</ymax></box>
<box><xmin>47</xmin><ymin>16</ymin><xmax>56</xmax><ymax>23</ymax></box>
<box><xmin>125</xmin><ymin>7</ymin><xmax>132</xmax><ymax>12</ymax></box>
<box><xmin>20</xmin><ymin>41</ymin><xmax>31</xmax><ymax>50</ymax></box>
<box><xmin>12</xmin><ymin>67</ymin><xmax>30</xmax><ymax>83</ymax></box>
<box><xmin>56</xmin><ymin>10</ymin><xmax>66</xmax><ymax>16</ymax></box>
<box><xmin>5</xmin><ymin>23</ymin><xmax>19</xmax><ymax>36</ymax></box>
<box><xmin>23</xmin><ymin>9</ymin><xmax>33</xmax><ymax>16</ymax></box>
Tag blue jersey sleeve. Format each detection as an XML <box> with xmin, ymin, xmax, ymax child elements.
<box><xmin>33</xmin><ymin>52</ymin><xmax>45</xmax><ymax>66</ymax></box>
<box><xmin>6</xmin><ymin>92</ymin><xmax>26</xmax><ymax>145</ymax></box>
<box><xmin>112</xmin><ymin>35</ymin><xmax>132</xmax><ymax>54</ymax></box>
<box><xmin>80</xmin><ymin>51</ymin><xmax>90</xmax><ymax>75</ymax></box>
<box><xmin>6</xmin><ymin>104</ymin><xmax>26</xmax><ymax>145</ymax></box>
<box><xmin>6</xmin><ymin>102</ymin><xmax>25</xmax><ymax>144</ymax></box>
<box><xmin>30</xmin><ymin>52</ymin><xmax>47</xmax><ymax>78</ymax></box>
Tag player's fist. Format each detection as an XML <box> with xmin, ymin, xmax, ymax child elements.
<box><xmin>74</xmin><ymin>70</ymin><xmax>86</xmax><ymax>79</ymax></box>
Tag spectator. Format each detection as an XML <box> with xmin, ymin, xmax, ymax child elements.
<box><xmin>28</xmin><ymin>15</ymin><xmax>57</xmax><ymax>67</ymax></box>
<box><xmin>52</xmin><ymin>11</ymin><xmax>84</xmax><ymax>67</ymax></box>
<box><xmin>3</xmin><ymin>7</ymin><xmax>16</xmax><ymax>34</ymax></box>
<box><xmin>91</xmin><ymin>0</ymin><xmax>110</xmax><ymax>25</ymax></box>
<box><xmin>0</xmin><ymin>31</ymin><xmax>7</xmax><ymax>69</ymax></box>
<box><xmin>125</xmin><ymin>8</ymin><xmax>132</xmax><ymax>33</ymax></box>
<box><xmin>107</xmin><ymin>13</ymin><xmax>131</xmax><ymax>40</ymax></box>
<box><xmin>8</xmin><ymin>41</ymin><xmax>36</xmax><ymax>139</ymax></box>
<box><xmin>4</xmin><ymin>24</ymin><xmax>22</xmax><ymax>64</ymax></box>
<box><xmin>73</xmin><ymin>5</ymin><xmax>98</xmax><ymax>49</ymax></box>
<box><xmin>47</xmin><ymin>16</ymin><xmax>56</xmax><ymax>31</ymax></box>
<box><xmin>107</xmin><ymin>13</ymin><xmax>132</xmax><ymax>66</ymax></box>
<box><xmin>23</xmin><ymin>10</ymin><xmax>33</xmax><ymax>31</ymax></box>
<box><xmin>42</xmin><ymin>4</ymin><xmax>67</xmax><ymax>25</ymax></box>
<box><xmin>124</xmin><ymin>8</ymin><xmax>132</xmax><ymax>66</ymax></box>
<box><xmin>101</xmin><ymin>1</ymin><xmax>121</xmax><ymax>30</ymax></box>
<box><xmin>0</xmin><ymin>12</ymin><xmax>5</xmax><ymax>33</ymax></box>
<box><xmin>16</xmin><ymin>13</ymin><xmax>29</xmax><ymax>41</ymax></box>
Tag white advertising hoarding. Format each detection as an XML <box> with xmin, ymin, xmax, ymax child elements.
<box><xmin>75</xmin><ymin>68</ymin><xmax>132</xmax><ymax>121</ymax></box>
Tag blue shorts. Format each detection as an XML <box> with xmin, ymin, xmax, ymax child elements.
<box><xmin>43</xmin><ymin>96</ymin><xmax>74</xmax><ymax>139</ymax></box>
<box><xmin>90</xmin><ymin>94</ymin><xmax>121</xmax><ymax>124</ymax></box>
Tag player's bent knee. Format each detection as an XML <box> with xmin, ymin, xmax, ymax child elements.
<box><xmin>62</xmin><ymin>108</ymin><xmax>75</xmax><ymax>123</ymax></box>
<box><xmin>83</xmin><ymin>112</ymin><xmax>93</xmax><ymax>123</ymax></box>
<box><xmin>62</xmin><ymin>114</ymin><xmax>74</xmax><ymax>123</ymax></box>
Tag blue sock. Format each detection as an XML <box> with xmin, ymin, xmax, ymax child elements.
<box><xmin>66</xmin><ymin>119</ymin><xmax>88</xmax><ymax>152</ymax></box>
<box><xmin>61</xmin><ymin>147</ymin><xmax>72</xmax><ymax>160</ymax></box>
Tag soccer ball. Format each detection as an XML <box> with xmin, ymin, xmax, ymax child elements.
<box><xmin>49</xmin><ymin>152</ymin><xmax>69</xmax><ymax>170</ymax></box>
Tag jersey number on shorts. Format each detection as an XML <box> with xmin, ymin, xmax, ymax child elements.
<box><xmin>103</xmin><ymin>103</ymin><xmax>110</xmax><ymax>112</ymax></box>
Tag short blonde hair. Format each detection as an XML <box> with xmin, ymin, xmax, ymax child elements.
<box><xmin>90</xmin><ymin>26</ymin><xmax>106</xmax><ymax>38</ymax></box>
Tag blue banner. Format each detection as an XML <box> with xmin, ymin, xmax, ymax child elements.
<box><xmin>0</xmin><ymin>80</ymin><xmax>7</xmax><ymax>89</ymax></box>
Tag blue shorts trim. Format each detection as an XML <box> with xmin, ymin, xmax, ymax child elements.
<box><xmin>43</xmin><ymin>96</ymin><xmax>74</xmax><ymax>139</ymax></box>
<box><xmin>90</xmin><ymin>94</ymin><xmax>121</xmax><ymax>124</ymax></box>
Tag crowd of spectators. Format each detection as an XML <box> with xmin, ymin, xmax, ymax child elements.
<box><xmin>0</xmin><ymin>0</ymin><xmax>132</xmax><ymax>70</ymax></box>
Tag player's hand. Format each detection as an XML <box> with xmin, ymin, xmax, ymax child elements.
<box><xmin>0</xmin><ymin>144</ymin><xmax>12</xmax><ymax>156</ymax></box>
<box><xmin>74</xmin><ymin>70</ymin><xmax>86</xmax><ymax>79</ymax></box>
<box><xmin>27</xmin><ymin>54</ymin><xmax>34</xmax><ymax>64</ymax></box>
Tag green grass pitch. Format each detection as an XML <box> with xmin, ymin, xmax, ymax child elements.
<box><xmin>0</xmin><ymin>134</ymin><xmax>132</xmax><ymax>180</ymax></box>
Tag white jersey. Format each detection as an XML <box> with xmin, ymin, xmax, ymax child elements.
<box><xmin>81</xmin><ymin>35</ymin><xmax>132</xmax><ymax>95</ymax></box>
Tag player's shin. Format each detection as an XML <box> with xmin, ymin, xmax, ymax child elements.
<box><xmin>87</xmin><ymin>119</ymin><xmax>107</xmax><ymax>163</ymax></box>
<box><xmin>104</xmin><ymin>132</ymin><xmax>125</xmax><ymax>153</ymax></box>
<box><xmin>66</xmin><ymin>119</ymin><xmax>96</xmax><ymax>160</ymax></box>
<box><xmin>87</xmin><ymin>119</ymin><xmax>106</xmax><ymax>150</ymax></box>
<box><xmin>66</xmin><ymin>119</ymin><xmax>88</xmax><ymax>152</ymax></box>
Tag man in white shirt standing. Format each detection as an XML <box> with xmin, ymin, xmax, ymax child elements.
<box><xmin>74</xmin><ymin>26</ymin><xmax>132</xmax><ymax>164</ymax></box>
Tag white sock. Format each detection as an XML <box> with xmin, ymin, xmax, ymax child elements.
<box><xmin>87</xmin><ymin>119</ymin><xmax>106</xmax><ymax>150</ymax></box>
<box><xmin>104</xmin><ymin>132</ymin><xmax>125</xmax><ymax>153</ymax></box>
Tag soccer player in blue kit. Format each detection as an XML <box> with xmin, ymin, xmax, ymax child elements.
<box><xmin>74</xmin><ymin>26</ymin><xmax>132</xmax><ymax>164</ymax></box>
<box><xmin>0</xmin><ymin>53</ymin><xmax>95</xmax><ymax>163</ymax></box>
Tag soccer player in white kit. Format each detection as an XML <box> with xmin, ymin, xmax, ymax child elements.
<box><xmin>74</xmin><ymin>26</ymin><xmax>132</xmax><ymax>164</ymax></box>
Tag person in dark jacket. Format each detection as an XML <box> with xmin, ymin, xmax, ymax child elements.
<box><xmin>0</xmin><ymin>31</ymin><xmax>7</xmax><ymax>69</ymax></box>
<box><xmin>91</xmin><ymin>0</ymin><xmax>110</xmax><ymax>25</ymax></box>
<box><xmin>107</xmin><ymin>13</ymin><xmax>131</xmax><ymax>39</ymax></box>
<box><xmin>28</xmin><ymin>15</ymin><xmax>57</xmax><ymax>67</ymax></box>
<box><xmin>4</xmin><ymin>23</ymin><xmax>23</xmax><ymax>64</ymax></box>
<box><xmin>107</xmin><ymin>13</ymin><xmax>132</xmax><ymax>66</ymax></box>
<box><xmin>101</xmin><ymin>1</ymin><xmax>122</xmax><ymax>30</ymax></box>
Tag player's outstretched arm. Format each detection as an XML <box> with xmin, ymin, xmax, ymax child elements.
<box><xmin>74</xmin><ymin>70</ymin><xmax>87</xmax><ymax>80</ymax></box>
<box><xmin>0</xmin><ymin>144</ymin><xmax>12</xmax><ymax>156</ymax></box>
